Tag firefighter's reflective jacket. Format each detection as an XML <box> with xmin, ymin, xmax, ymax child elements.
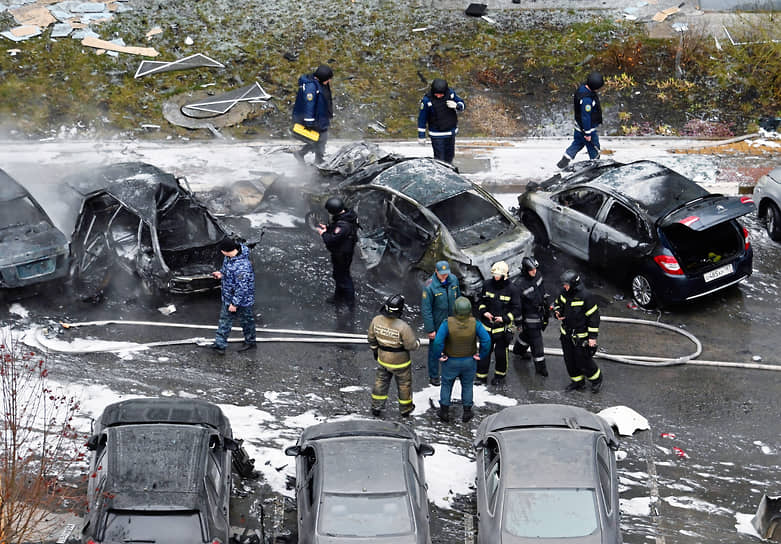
<box><xmin>477</xmin><ymin>278</ymin><xmax>519</xmax><ymax>334</ymax></box>
<box><xmin>515</xmin><ymin>273</ymin><xmax>549</xmax><ymax>330</ymax></box>
<box><xmin>367</xmin><ymin>315</ymin><xmax>421</xmax><ymax>368</ymax></box>
<box><xmin>553</xmin><ymin>285</ymin><xmax>600</xmax><ymax>342</ymax></box>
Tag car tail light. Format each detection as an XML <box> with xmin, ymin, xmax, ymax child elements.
<box><xmin>742</xmin><ymin>226</ymin><xmax>750</xmax><ymax>250</ymax></box>
<box><xmin>211</xmin><ymin>540</ymin><xmax>223</xmax><ymax>544</ymax></box>
<box><xmin>86</xmin><ymin>540</ymin><xmax>98</xmax><ymax>544</ymax></box>
<box><xmin>740</xmin><ymin>196</ymin><xmax>754</xmax><ymax>205</ymax></box>
<box><xmin>653</xmin><ymin>255</ymin><xmax>683</xmax><ymax>275</ymax></box>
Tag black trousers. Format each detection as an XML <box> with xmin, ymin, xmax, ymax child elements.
<box><xmin>300</xmin><ymin>129</ymin><xmax>328</xmax><ymax>160</ymax></box>
<box><xmin>560</xmin><ymin>335</ymin><xmax>600</xmax><ymax>383</ymax></box>
<box><xmin>477</xmin><ymin>330</ymin><xmax>509</xmax><ymax>379</ymax></box>
<box><xmin>431</xmin><ymin>135</ymin><xmax>456</xmax><ymax>164</ymax></box>
<box><xmin>331</xmin><ymin>251</ymin><xmax>355</xmax><ymax>306</ymax></box>
<box><xmin>517</xmin><ymin>327</ymin><xmax>546</xmax><ymax>363</ymax></box>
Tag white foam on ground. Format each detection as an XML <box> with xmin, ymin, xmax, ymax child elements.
<box><xmin>411</xmin><ymin>383</ymin><xmax>517</xmax><ymax>416</ymax></box>
<box><xmin>9</xmin><ymin>303</ymin><xmax>30</xmax><ymax>319</ymax></box>
<box><xmin>734</xmin><ymin>512</ymin><xmax>761</xmax><ymax>538</ymax></box>
<box><xmin>423</xmin><ymin>442</ymin><xmax>475</xmax><ymax>509</ymax></box>
<box><xmin>597</xmin><ymin>405</ymin><xmax>650</xmax><ymax>436</ymax></box>
<box><xmin>620</xmin><ymin>496</ymin><xmax>652</xmax><ymax>516</ymax></box>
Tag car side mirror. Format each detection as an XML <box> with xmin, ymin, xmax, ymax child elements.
<box><xmin>419</xmin><ymin>443</ymin><xmax>435</xmax><ymax>457</ymax></box>
<box><xmin>285</xmin><ymin>445</ymin><xmax>301</xmax><ymax>457</ymax></box>
<box><xmin>86</xmin><ymin>434</ymin><xmax>100</xmax><ymax>451</ymax></box>
<box><xmin>224</xmin><ymin>437</ymin><xmax>240</xmax><ymax>451</ymax></box>
<box><xmin>474</xmin><ymin>440</ymin><xmax>485</xmax><ymax>451</ymax></box>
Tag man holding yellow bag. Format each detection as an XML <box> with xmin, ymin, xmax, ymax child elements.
<box><xmin>291</xmin><ymin>64</ymin><xmax>334</xmax><ymax>165</ymax></box>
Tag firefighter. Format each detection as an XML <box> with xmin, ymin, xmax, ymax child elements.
<box><xmin>316</xmin><ymin>196</ymin><xmax>359</xmax><ymax>310</ymax></box>
<box><xmin>553</xmin><ymin>270</ymin><xmax>603</xmax><ymax>392</ymax></box>
<box><xmin>557</xmin><ymin>71</ymin><xmax>604</xmax><ymax>169</ymax></box>
<box><xmin>430</xmin><ymin>296</ymin><xmax>491</xmax><ymax>423</ymax></box>
<box><xmin>368</xmin><ymin>294</ymin><xmax>421</xmax><ymax>417</ymax></box>
<box><xmin>512</xmin><ymin>256</ymin><xmax>550</xmax><ymax>376</ymax></box>
<box><xmin>476</xmin><ymin>261</ymin><xmax>519</xmax><ymax>386</ymax></box>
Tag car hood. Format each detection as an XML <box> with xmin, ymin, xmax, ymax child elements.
<box><xmin>0</xmin><ymin>223</ymin><xmax>68</xmax><ymax>267</ymax></box>
<box><xmin>659</xmin><ymin>194</ymin><xmax>754</xmax><ymax>230</ymax></box>
<box><xmin>499</xmin><ymin>531</ymin><xmax>605</xmax><ymax>544</ymax></box>
<box><xmin>459</xmin><ymin>227</ymin><xmax>534</xmax><ymax>280</ymax></box>
<box><xmin>106</xmin><ymin>490</ymin><xmax>203</xmax><ymax>511</ymax></box>
<box><xmin>315</xmin><ymin>535</ymin><xmax>421</xmax><ymax>544</ymax></box>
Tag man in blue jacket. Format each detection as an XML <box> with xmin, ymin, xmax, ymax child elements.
<box><xmin>421</xmin><ymin>261</ymin><xmax>460</xmax><ymax>386</ymax></box>
<box><xmin>207</xmin><ymin>239</ymin><xmax>256</xmax><ymax>355</ymax></box>
<box><xmin>417</xmin><ymin>78</ymin><xmax>465</xmax><ymax>164</ymax></box>
<box><xmin>557</xmin><ymin>71</ymin><xmax>604</xmax><ymax>169</ymax></box>
<box><xmin>292</xmin><ymin>65</ymin><xmax>334</xmax><ymax>165</ymax></box>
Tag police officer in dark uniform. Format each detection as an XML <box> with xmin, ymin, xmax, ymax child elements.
<box><xmin>316</xmin><ymin>196</ymin><xmax>359</xmax><ymax>309</ymax></box>
<box><xmin>557</xmin><ymin>71</ymin><xmax>604</xmax><ymax>169</ymax></box>
<box><xmin>417</xmin><ymin>78</ymin><xmax>466</xmax><ymax>164</ymax></box>
<box><xmin>512</xmin><ymin>256</ymin><xmax>550</xmax><ymax>377</ymax></box>
<box><xmin>553</xmin><ymin>270</ymin><xmax>603</xmax><ymax>392</ymax></box>
<box><xmin>476</xmin><ymin>261</ymin><xmax>519</xmax><ymax>386</ymax></box>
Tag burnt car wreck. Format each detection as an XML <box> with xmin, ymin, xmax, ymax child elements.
<box><xmin>60</xmin><ymin>162</ymin><xmax>232</xmax><ymax>297</ymax></box>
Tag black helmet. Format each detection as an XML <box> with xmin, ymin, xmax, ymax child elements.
<box><xmin>314</xmin><ymin>64</ymin><xmax>333</xmax><ymax>82</ymax></box>
<box><xmin>522</xmin><ymin>256</ymin><xmax>539</xmax><ymax>274</ymax></box>
<box><xmin>381</xmin><ymin>294</ymin><xmax>405</xmax><ymax>318</ymax></box>
<box><xmin>560</xmin><ymin>269</ymin><xmax>581</xmax><ymax>289</ymax></box>
<box><xmin>454</xmin><ymin>296</ymin><xmax>472</xmax><ymax>317</ymax></box>
<box><xmin>586</xmin><ymin>71</ymin><xmax>604</xmax><ymax>91</ymax></box>
<box><xmin>431</xmin><ymin>78</ymin><xmax>448</xmax><ymax>95</ymax></box>
<box><xmin>325</xmin><ymin>196</ymin><xmax>344</xmax><ymax>214</ymax></box>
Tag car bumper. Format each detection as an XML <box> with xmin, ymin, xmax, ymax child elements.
<box><xmin>0</xmin><ymin>252</ymin><xmax>69</xmax><ymax>289</ymax></box>
<box><xmin>167</xmin><ymin>273</ymin><xmax>220</xmax><ymax>294</ymax></box>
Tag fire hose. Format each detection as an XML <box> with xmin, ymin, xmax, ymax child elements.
<box><xmin>30</xmin><ymin>317</ymin><xmax>781</xmax><ymax>371</ymax></box>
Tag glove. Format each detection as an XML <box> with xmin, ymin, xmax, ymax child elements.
<box><xmin>588</xmin><ymin>344</ymin><xmax>598</xmax><ymax>357</ymax></box>
<box><xmin>446</xmin><ymin>100</ymin><xmax>457</xmax><ymax>109</ymax></box>
<box><xmin>417</xmin><ymin>138</ymin><xmax>426</xmax><ymax>145</ymax></box>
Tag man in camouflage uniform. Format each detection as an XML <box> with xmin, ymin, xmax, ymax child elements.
<box><xmin>368</xmin><ymin>294</ymin><xmax>421</xmax><ymax>417</ymax></box>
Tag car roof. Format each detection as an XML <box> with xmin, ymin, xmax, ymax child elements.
<box><xmin>346</xmin><ymin>158</ymin><xmax>472</xmax><ymax>207</ymax></box>
<box><xmin>300</xmin><ymin>418</ymin><xmax>419</xmax><ymax>444</ymax></box>
<box><xmin>478</xmin><ymin>404</ymin><xmax>616</xmax><ymax>442</ymax></box>
<box><xmin>0</xmin><ymin>169</ymin><xmax>28</xmax><ymax>201</ymax></box>
<box><xmin>498</xmin><ymin>428</ymin><xmax>598</xmax><ymax>488</ymax></box>
<box><xmin>319</xmin><ymin>436</ymin><xmax>409</xmax><ymax>494</ymax></box>
<box><xmin>96</xmin><ymin>397</ymin><xmax>231</xmax><ymax>436</ymax></box>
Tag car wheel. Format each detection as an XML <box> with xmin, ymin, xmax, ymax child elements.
<box><xmin>766</xmin><ymin>202</ymin><xmax>781</xmax><ymax>242</ymax></box>
<box><xmin>631</xmin><ymin>273</ymin><xmax>656</xmax><ymax>309</ymax></box>
<box><xmin>523</xmin><ymin>213</ymin><xmax>549</xmax><ymax>247</ymax></box>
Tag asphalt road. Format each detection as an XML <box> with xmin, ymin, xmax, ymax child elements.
<box><xmin>1</xmin><ymin>139</ymin><xmax>779</xmax><ymax>543</ymax></box>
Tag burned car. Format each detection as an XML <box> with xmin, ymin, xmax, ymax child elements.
<box><xmin>60</xmin><ymin>162</ymin><xmax>230</xmax><ymax>296</ymax></box>
<box><xmin>314</xmin><ymin>149</ymin><xmax>534</xmax><ymax>296</ymax></box>
<box><xmin>82</xmin><ymin>397</ymin><xmax>256</xmax><ymax>544</ymax></box>
<box><xmin>0</xmin><ymin>169</ymin><xmax>70</xmax><ymax>289</ymax></box>
<box><xmin>284</xmin><ymin>419</ymin><xmax>435</xmax><ymax>544</ymax></box>
<box><xmin>474</xmin><ymin>404</ymin><xmax>621</xmax><ymax>544</ymax></box>
<box><xmin>754</xmin><ymin>166</ymin><xmax>781</xmax><ymax>242</ymax></box>
<box><xmin>518</xmin><ymin>160</ymin><xmax>754</xmax><ymax>308</ymax></box>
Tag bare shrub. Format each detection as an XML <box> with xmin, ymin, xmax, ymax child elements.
<box><xmin>466</xmin><ymin>94</ymin><xmax>523</xmax><ymax>137</ymax></box>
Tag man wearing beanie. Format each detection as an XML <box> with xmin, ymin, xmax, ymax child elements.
<box><xmin>417</xmin><ymin>77</ymin><xmax>465</xmax><ymax>164</ymax></box>
<box><xmin>292</xmin><ymin>64</ymin><xmax>334</xmax><ymax>165</ymax></box>
<box><xmin>205</xmin><ymin>238</ymin><xmax>256</xmax><ymax>355</ymax></box>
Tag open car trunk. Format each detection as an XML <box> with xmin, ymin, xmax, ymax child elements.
<box><xmin>661</xmin><ymin>220</ymin><xmax>745</xmax><ymax>275</ymax></box>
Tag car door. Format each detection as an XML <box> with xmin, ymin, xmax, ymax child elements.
<box><xmin>590</xmin><ymin>199</ymin><xmax>653</xmax><ymax>271</ymax></box>
<box><xmin>476</xmin><ymin>436</ymin><xmax>502</xmax><ymax>544</ymax></box>
<box><xmin>596</xmin><ymin>437</ymin><xmax>621</xmax><ymax>543</ymax></box>
<box><xmin>550</xmin><ymin>188</ymin><xmax>606</xmax><ymax>260</ymax></box>
<box><xmin>385</xmin><ymin>197</ymin><xmax>435</xmax><ymax>266</ymax></box>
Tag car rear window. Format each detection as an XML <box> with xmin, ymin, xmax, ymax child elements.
<box><xmin>0</xmin><ymin>197</ymin><xmax>48</xmax><ymax>229</ymax></box>
<box><xmin>319</xmin><ymin>492</ymin><xmax>413</xmax><ymax>537</ymax></box>
<box><xmin>102</xmin><ymin>510</ymin><xmax>204</xmax><ymax>542</ymax></box>
<box><xmin>504</xmin><ymin>488</ymin><xmax>598</xmax><ymax>538</ymax></box>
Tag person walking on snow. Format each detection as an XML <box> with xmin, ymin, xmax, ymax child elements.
<box><xmin>557</xmin><ymin>71</ymin><xmax>604</xmax><ymax>169</ymax></box>
<box><xmin>417</xmin><ymin>78</ymin><xmax>465</xmax><ymax>164</ymax></box>
<box><xmin>317</xmin><ymin>196</ymin><xmax>359</xmax><ymax>310</ymax></box>
<box><xmin>292</xmin><ymin>64</ymin><xmax>334</xmax><ymax>165</ymax></box>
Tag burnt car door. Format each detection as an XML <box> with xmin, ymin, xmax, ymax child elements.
<box><xmin>385</xmin><ymin>197</ymin><xmax>436</xmax><ymax>267</ymax></box>
<box><xmin>550</xmin><ymin>188</ymin><xmax>606</xmax><ymax>260</ymax></box>
<box><xmin>475</xmin><ymin>435</ymin><xmax>503</xmax><ymax>543</ymax></box>
<box><xmin>596</xmin><ymin>436</ymin><xmax>621</xmax><ymax>543</ymax></box>
<box><xmin>590</xmin><ymin>199</ymin><xmax>653</xmax><ymax>271</ymax></box>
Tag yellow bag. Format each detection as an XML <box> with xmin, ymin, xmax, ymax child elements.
<box><xmin>292</xmin><ymin>123</ymin><xmax>320</xmax><ymax>142</ymax></box>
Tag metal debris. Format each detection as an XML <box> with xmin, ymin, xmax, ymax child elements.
<box><xmin>181</xmin><ymin>82</ymin><xmax>270</xmax><ymax>118</ymax></box>
<box><xmin>82</xmin><ymin>35</ymin><xmax>158</xmax><ymax>56</ymax></box>
<box><xmin>134</xmin><ymin>53</ymin><xmax>225</xmax><ymax>79</ymax></box>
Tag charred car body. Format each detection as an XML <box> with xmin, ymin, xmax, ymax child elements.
<box><xmin>754</xmin><ymin>166</ymin><xmax>781</xmax><ymax>242</ymax></box>
<box><xmin>518</xmin><ymin>160</ymin><xmax>754</xmax><ymax>308</ymax></box>
<box><xmin>60</xmin><ymin>162</ymin><xmax>229</xmax><ymax>296</ymax></box>
<box><xmin>285</xmin><ymin>419</ymin><xmax>435</xmax><ymax>544</ymax></box>
<box><xmin>313</xmin><ymin>146</ymin><xmax>534</xmax><ymax>296</ymax></box>
<box><xmin>82</xmin><ymin>398</ymin><xmax>256</xmax><ymax>544</ymax></box>
<box><xmin>0</xmin><ymin>169</ymin><xmax>70</xmax><ymax>289</ymax></box>
<box><xmin>474</xmin><ymin>404</ymin><xmax>621</xmax><ymax>544</ymax></box>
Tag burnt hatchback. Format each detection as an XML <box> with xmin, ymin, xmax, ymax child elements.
<box><xmin>519</xmin><ymin>160</ymin><xmax>754</xmax><ymax>308</ymax></box>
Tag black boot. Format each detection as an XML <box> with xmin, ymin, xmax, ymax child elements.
<box><xmin>590</xmin><ymin>375</ymin><xmax>603</xmax><ymax>393</ymax></box>
<box><xmin>462</xmin><ymin>406</ymin><xmax>474</xmax><ymax>423</ymax></box>
<box><xmin>535</xmin><ymin>360</ymin><xmax>549</xmax><ymax>377</ymax></box>
<box><xmin>438</xmin><ymin>405</ymin><xmax>450</xmax><ymax>422</ymax></box>
<box><xmin>557</xmin><ymin>155</ymin><xmax>571</xmax><ymax>169</ymax></box>
<box><xmin>564</xmin><ymin>380</ymin><xmax>586</xmax><ymax>392</ymax></box>
<box><xmin>474</xmin><ymin>376</ymin><xmax>487</xmax><ymax>386</ymax></box>
<box><xmin>491</xmin><ymin>375</ymin><xmax>505</xmax><ymax>386</ymax></box>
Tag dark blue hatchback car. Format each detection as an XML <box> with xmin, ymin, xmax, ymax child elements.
<box><xmin>518</xmin><ymin>160</ymin><xmax>754</xmax><ymax>308</ymax></box>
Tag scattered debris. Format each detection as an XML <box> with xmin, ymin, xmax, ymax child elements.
<box><xmin>157</xmin><ymin>304</ymin><xmax>176</xmax><ymax>315</ymax></box>
<box><xmin>181</xmin><ymin>82</ymin><xmax>270</xmax><ymax>118</ymax></box>
<box><xmin>141</xmin><ymin>123</ymin><xmax>161</xmax><ymax>130</ymax></box>
<box><xmin>134</xmin><ymin>53</ymin><xmax>225</xmax><ymax>78</ymax></box>
<box><xmin>465</xmin><ymin>3</ymin><xmax>487</xmax><ymax>17</ymax></box>
<box><xmin>481</xmin><ymin>15</ymin><xmax>497</xmax><ymax>24</ymax></box>
<box><xmin>145</xmin><ymin>26</ymin><xmax>162</xmax><ymax>39</ymax></box>
<box><xmin>752</xmin><ymin>494</ymin><xmax>781</xmax><ymax>542</ymax></box>
<box><xmin>660</xmin><ymin>432</ymin><xmax>677</xmax><ymax>439</ymax></box>
<box><xmin>412</xmin><ymin>26</ymin><xmax>429</xmax><ymax>32</ymax></box>
<box><xmin>82</xmin><ymin>35</ymin><xmax>158</xmax><ymax>56</ymax></box>
<box><xmin>652</xmin><ymin>6</ymin><xmax>680</xmax><ymax>22</ymax></box>
<box><xmin>597</xmin><ymin>406</ymin><xmax>650</xmax><ymax>436</ymax></box>
<box><xmin>184</xmin><ymin>35</ymin><xmax>193</xmax><ymax>45</ymax></box>
<box><xmin>51</xmin><ymin>22</ymin><xmax>73</xmax><ymax>38</ymax></box>
<box><xmin>7</xmin><ymin>48</ymin><xmax>21</xmax><ymax>56</ymax></box>
<box><xmin>672</xmin><ymin>446</ymin><xmax>688</xmax><ymax>458</ymax></box>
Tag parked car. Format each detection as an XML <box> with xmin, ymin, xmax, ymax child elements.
<box><xmin>754</xmin><ymin>166</ymin><xmax>781</xmax><ymax>242</ymax></box>
<box><xmin>310</xmin><ymin>145</ymin><xmax>534</xmax><ymax>296</ymax></box>
<box><xmin>518</xmin><ymin>160</ymin><xmax>754</xmax><ymax>308</ymax></box>
<box><xmin>284</xmin><ymin>419</ymin><xmax>435</xmax><ymax>544</ymax></box>
<box><xmin>82</xmin><ymin>397</ymin><xmax>256</xmax><ymax>544</ymax></box>
<box><xmin>0</xmin><ymin>169</ymin><xmax>70</xmax><ymax>289</ymax></box>
<box><xmin>60</xmin><ymin>162</ymin><xmax>231</xmax><ymax>297</ymax></box>
<box><xmin>473</xmin><ymin>404</ymin><xmax>621</xmax><ymax>544</ymax></box>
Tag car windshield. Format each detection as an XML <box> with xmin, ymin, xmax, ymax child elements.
<box><xmin>319</xmin><ymin>492</ymin><xmax>413</xmax><ymax>537</ymax></box>
<box><xmin>102</xmin><ymin>510</ymin><xmax>203</xmax><ymax>543</ymax></box>
<box><xmin>157</xmin><ymin>197</ymin><xmax>222</xmax><ymax>250</ymax></box>
<box><xmin>428</xmin><ymin>191</ymin><xmax>511</xmax><ymax>247</ymax></box>
<box><xmin>504</xmin><ymin>488</ymin><xmax>598</xmax><ymax>538</ymax></box>
<box><xmin>0</xmin><ymin>197</ymin><xmax>47</xmax><ymax>229</ymax></box>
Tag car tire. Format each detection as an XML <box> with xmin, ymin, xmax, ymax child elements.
<box><xmin>523</xmin><ymin>213</ymin><xmax>549</xmax><ymax>247</ymax></box>
<box><xmin>631</xmin><ymin>273</ymin><xmax>657</xmax><ymax>309</ymax></box>
<box><xmin>766</xmin><ymin>202</ymin><xmax>781</xmax><ymax>242</ymax></box>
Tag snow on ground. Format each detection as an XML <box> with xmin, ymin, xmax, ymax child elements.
<box><xmin>411</xmin><ymin>382</ymin><xmax>518</xmax><ymax>416</ymax></box>
<box><xmin>424</xmin><ymin>443</ymin><xmax>476</xmax><ymax>509</ymax></box>
<box><xmin>597</xmin><ymin>405</ymin><xmax>650</xmax><ymax>436</ymax></box>
<box><xmin>8</xmin><ymin>303</ymin><xmax>29</xmax><ymax>319</ymax></box>
<box><xmin>620</xmin><ymin>496</ymin><xmax>653</xmax><ymax>516</ymax></box>
<box><xmin>734</xmin><ymin>512</ymin><xmax>762</xmax><ymax>539</ymax></box>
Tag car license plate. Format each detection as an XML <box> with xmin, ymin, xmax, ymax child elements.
<box><xmin>703</xmin><ymin>263</ymin><xmax>733</xmax><ymax>283</ymax></box>
<box><xmin>17</xmin><ymin>258</ymin><xmax>55</xmax><ymax>279</ymax></box>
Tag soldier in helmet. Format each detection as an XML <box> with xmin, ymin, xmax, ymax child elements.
<box><xmin>430</xmin><ymin>296</ymin><xmax>491</xmax><ymax>423</ymax></box>
<box><xmin>368</xmin><ymin>294</ymin><xmax>421</xmax><ymax>417</ymax></box>
<box><xmin>476</xmin><ymin>261</ymin><xmax>520</xmax><ymax>386</ymax></box>
<box><xmin>316</xmin><ymin>196</ymin><xmax>359</xmax><ymax>309</ymax></box>
<box><xmin>512</xmin><ymin>256</ymin><xmax>550</xmax><ymax>377</ymax></box>
<box><xmin>553</xmin><ymin>270</ymin><xmax>603</xmax><ymax>392</ymax></box>
<box><xmin>557</xmin><ymin>71</ymin><xmax>604</xmax><ymax>169</ymax></box>
<box><xmin>417</xmin><ymin>77</ymin><xmax>466</xmax><ymax>164</ymax></box>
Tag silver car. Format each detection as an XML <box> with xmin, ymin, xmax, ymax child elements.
<box><xmin>754</xmin><ymin>166</ymin><xmax>781</xmax><ymax>241</ymax></box>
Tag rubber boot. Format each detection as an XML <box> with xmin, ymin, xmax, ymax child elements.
<box><xmin>590</xmin><ymin>375</ymin><xmax>603</xmax><ymax>393</ymax></box>
<box><xmin>491</xmin><ymin>375</ymin><xmax>505</xmax><ymax>386</ymax></box>
<box><xmin>535</xmin><ymin>360</ymin><xmax>549</xmax><ymax>377</ymax></box>
<box><xmin>462</xmin><ymin>406</ymin><xmax>474</xmax><ymax>423</ymax></box>
<box><xmin>557</xmin><ymin>155</ymin><xmax>571</xmax><ymax>169</ymax></box>
<box><xmin>438</xmin><ymin>405</ymin><xmax>450</xmax><ymax>422</ymax></box>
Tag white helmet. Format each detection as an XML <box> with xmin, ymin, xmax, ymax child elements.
<box><xmin>490</xmin><ymin>261</ymin><xmax>509</xmax><ymax>279</ymax></box>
